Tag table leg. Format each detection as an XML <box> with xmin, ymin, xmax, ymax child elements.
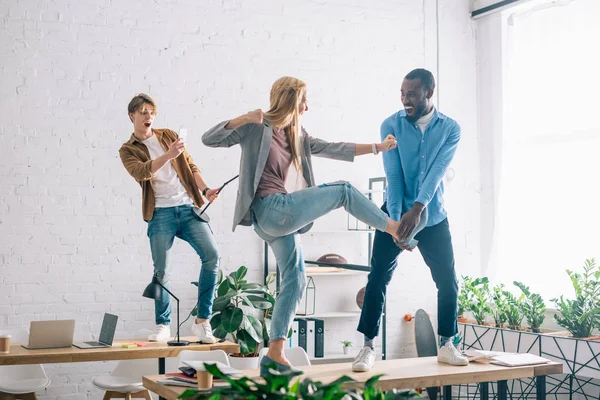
<box><xmin>159</xmin><ymin>357</ymin><xmax>166</xmax><ymax>400</ymax></box>
<box><xmin>536</xmin><ymin>375</ymin><xmax>546</xmax><ymax>400</ymax></box>
<box><xmin>480</xmin><ymin>382</ymin><xmax>489</xmax><ymax>400</ymax></box>
<box><xmin>498</xmin><ymin>380</ymin><xmax>508</xmax><ymax>400</ymax></box>
<box><xmin>443</xmin><ymin>385</ymin><xmax>452</xmax><ymax>400</ymax></box>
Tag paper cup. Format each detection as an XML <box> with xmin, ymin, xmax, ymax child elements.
<box><xmin>0</xmin><ymin>334</ymin><xmax>11</xmax><ymax>353</ymax></box>
<box><xmin>197</xmin><ymin>370</ymin><xmax>213</xmax><ymax>390</ymax></box>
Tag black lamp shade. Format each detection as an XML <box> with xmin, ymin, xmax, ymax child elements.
<box><xmin>142</xmin><ymin>278</ymin><xmax>163</xmax><ymax>300</ymax></box>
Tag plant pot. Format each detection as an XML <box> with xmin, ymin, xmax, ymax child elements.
<box><xmin>457</xmin><ymin>317</ymin><xmax>469</xmax><ymax>323</ymax></box>
<box><xmin>228</xmin><ymin>354</ymin><xmax>259</xmax><ymax>370</ymax></box>
<box><xmin>342</xmin><ymin>346</ymin><xmax>350</xmax><ymax>355</ymax></box>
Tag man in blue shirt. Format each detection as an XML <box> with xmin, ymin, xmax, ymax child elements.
<box><xmin>353</xmin><ymin>69</ymin><xmax>468</xmax><ymax>371</ymax></box>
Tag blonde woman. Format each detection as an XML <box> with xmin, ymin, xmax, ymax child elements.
<box><xmin>202</xmin><ymin>77</ymin><xmax>402</xmax><ymax>376</ymax></box>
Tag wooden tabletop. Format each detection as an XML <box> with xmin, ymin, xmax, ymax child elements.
<box><xmin>0</xmin><ymin>337</ymin><xmax>239</xmax><ymax>365</ymax></box>
<box><xmin>143</xmin><ymin>356</ymin><xmax>563</xmax><ymax>400</ymax></box>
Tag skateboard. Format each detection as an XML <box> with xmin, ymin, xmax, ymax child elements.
<box><xmin>414</xmin><ymin>309</ymin><xmax>439</xmax><ymax>400</ymax></box>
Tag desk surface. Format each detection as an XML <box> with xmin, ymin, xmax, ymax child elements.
<box><xmin>0</xmin><ymin>337</ymin><xmax>239</xmax><ymax>365</ymax></box>
<box><xmin>143</xmin><ymin>356</ymin><xmax>563</xmax><ymax>400</ymax></box>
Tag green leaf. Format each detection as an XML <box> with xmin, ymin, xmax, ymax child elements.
<box><xmin>243</xmin><ymin>314</ymin><xmax>263</xmax><ymax>344</ymax></box>
<box><xmin>209</xmin><ymin>313</ymin><xmax>228</xmax><ymax>339</ymax></box>
<box><xmin>217</xmin><ymin>280</ymin><xmax>231</xmax><ymax>297</ymax></box>
<box><xmin>245</xmin><ymin>295</ymin><xmax>273</xmax><ymax>310</ymax></box>
<box><xmin>212</xmin><ymin>294</ymin><xmax>234</xmax><ymax>312</ymax></box>
<box><xmin>221</xmin><ymin>307</ymin><xmax>243</xmax><ymax>333</ymax></box>
<box><xmin>178</xmin><ymin>389</ymin><xmax>202</xmax><ymax>398</ymax></box>
<box><xmin>240</xmin><ymin>282</ymin><xmax>262</xmax><ymax>290</ymax></box>
<box><xmin>190</xmin><ymin>281</ymin><xmax>199</xmax><ymax>287</ymax></box>
<box><xmin>236</xmin><ymin>329</ymin><xmax>258</xmax><ymax>355</ymax></box>
<box><xmin>189</xmin><ymin>305</ymin><xmax>198</xmax><ymax>318</ymax></box>
<box><xmin>235</xmin><ymin>266</ymin><xmax>248</xmax><ymax>281</ymax></box>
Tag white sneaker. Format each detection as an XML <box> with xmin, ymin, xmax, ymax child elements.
<box><xmin>437</xmin><ymin>342</ymin><xmax>469</xmax><ymax>366</ymax></box>
<box><xmin>191</xmin><ymin>320</ymin><xmax>217</xmax><ymax>344</ymax></box>
<box><xmin>148</xmin><ymin>324</ymin><xmax>171</xmax><ymax>342</ymax></box>
<box><xmin>352</xmin><ymin>346</ymin><xmax>376</xmax><ymax>372</ymax></box>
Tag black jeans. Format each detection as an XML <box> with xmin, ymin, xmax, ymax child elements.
<box><xmin>357</xmin><ymin>203</ymin><xmax>459</xmax><ymax>340</ymax></box>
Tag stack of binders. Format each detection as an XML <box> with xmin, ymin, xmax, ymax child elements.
<box><xmin>289</xmin><ymin>318</ymin><xmax>325</xmax><ymax>358</ymax></box>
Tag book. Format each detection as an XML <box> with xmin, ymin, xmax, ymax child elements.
<box><xmin>490</xmin><ymin>353</ymin><xmax>550</xmax><ymax>367</ymax></box>
<box><xmin>182</xmin><ymin>360</ymin><xmax>243</xmax><ymax>377</ymax></box>
<box><xmin>461</xmin><ymin>350</ymin><xmax>550</xmax><ymax>366</ymax></box>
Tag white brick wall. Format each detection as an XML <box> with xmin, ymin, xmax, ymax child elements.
<box><xmin>0</xmin><ymin>0</ymin><xmax>479</xmax><ymax>397</ymax></box>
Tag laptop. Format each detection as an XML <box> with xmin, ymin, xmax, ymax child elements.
<box><xmin>73</xmin><ymin>313</ymin><xmax>118</xmax><ymax>349</ymax></box>
<box><xmin>22</xmin><ymin>320</ymin><xmax>75</xmax><ymax>349</ymax></box>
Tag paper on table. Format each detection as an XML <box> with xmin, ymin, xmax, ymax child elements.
<box><xmin>182</xmin><ymin>360</ymin><xmax>242</xmax><ymax>377</ymax></box>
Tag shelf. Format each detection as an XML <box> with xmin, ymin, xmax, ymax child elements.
<box><xmin>306</xmin><ymin>271</ymin><xmax>366</xmax><ymax>276</ymax></box>
<box><xmin>295</xmin><ymin>311</ymin><xmax>361</xmax><ymax>319</ymax></box>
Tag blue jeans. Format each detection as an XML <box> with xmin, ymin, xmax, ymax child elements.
<box><xmin>357</xmin><ymin>202</ymin><xmax>458</xmax><ymax>340</ymax></box>
<box><xmin>252</xmin><ymin>181</ymin><xmax>389</xmax><ymax>341</ymax></box>
<box><xmin>147</xmin><ymin>205</ymin><xmax>220</xmax><ymax>324</ymax></box>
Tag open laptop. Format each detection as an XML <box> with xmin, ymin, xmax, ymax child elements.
<box><xmin>73</xmin><ymin>313</ymin><xmax>118</xmax><ymax>349</ymax></box>
<box><xmin>22</xmin><ymin>320</ymin><xmax>75</xmax><ymax>349</ymax></box>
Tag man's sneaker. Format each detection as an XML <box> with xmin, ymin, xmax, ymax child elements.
<box><xmin>148</xmin><ymin>324</ymin><xmax>171</xmax><ymax>342</ymax></box>
<box><xmin>437</xmin><ymin>341</ymin><xmax>469</xmax><ymax>366</ymax></box>
<box><xmin>191</xmin><ymin>320</ymin><xmax>217</xmax><ymax>344</ymax></box>
<box><xmin>352</xmin><ymin>346</ymin><xmax>376</xmax><ymax>372</ymax></box>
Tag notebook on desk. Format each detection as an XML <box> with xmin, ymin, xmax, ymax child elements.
<box><xmin>490</xmin><ymin>353</ymin><xmax>550</xmax><ymax>367</ymax></box>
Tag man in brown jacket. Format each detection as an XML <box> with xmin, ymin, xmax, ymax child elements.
<box><xmin>119</xmin><ymin>93</ymin><xmax>220</xmax><ymax>343</ymax></box>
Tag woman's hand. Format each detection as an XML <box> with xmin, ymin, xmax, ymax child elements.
<box><xmin>377</xmin><ymin>134</ymin><xmax>397</xmax><ymax>153</ymax></box>
<box><xmin>245</xmin><ymin>109</ymin><xmax>264</xmax><ymax>125</ymax></box>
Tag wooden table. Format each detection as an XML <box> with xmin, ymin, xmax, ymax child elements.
<box><xmin>0</xmin><ymin>337</ymin><xmax>239</xmax><ymax>400</ymax></box>
<box><xmin>143</xmin><ymin>357</ymin><xmax>563</xmax><ymax>400</ymax></box>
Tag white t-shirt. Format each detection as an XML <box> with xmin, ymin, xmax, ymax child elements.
<box><xmin>142</xmin><ymin>135</ymin><xmax>193</xmax><ymax>208</ymax></box>
<box><xmin>417</xmin><ymin>108</ymin><xmax>435</xmax><ymax>134</ymax></box>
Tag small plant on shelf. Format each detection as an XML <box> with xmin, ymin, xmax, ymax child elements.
<box><xmin>341</xmin><ymin>340</ymin><xmax>353</xmax><ymax>354</ymax></box>
<box><xmin>514</xmin><ymin>281</ymin><xmax>546</xmax><ymax>333</ymax></box>
<box><xmin>458</xmin><ymin>276</ymin><xmax>473</xmax><ymax>321</ymax></box>
<box><xmin>504</xmin><ymin>290</ymin><xmax>525</xmax><ymax>330</ymax></box>
<box><xmin>492</xmin><ymin>284</ymin><xmax>509</xmax><ymax>328</ymax></box>
<box><xmin>464</xmin><ymin>277</ymin><xmax>492</xmax><ymax>325</ymax></box>
<box><xmin>552</xmin><ymin>258</ymin><xmax>600</xmax><ymax>338</ymax></box>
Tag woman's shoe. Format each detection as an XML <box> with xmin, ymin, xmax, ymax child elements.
<box><xmin>260</xmin><ymin>355</ymin><xmax>304</xmax><ymax>377</ymax></box>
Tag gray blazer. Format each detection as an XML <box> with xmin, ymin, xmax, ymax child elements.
<box><xmin>202</xmin><ymin>120</ymin><xmax>356</xmax><ymax>232</ymax></box>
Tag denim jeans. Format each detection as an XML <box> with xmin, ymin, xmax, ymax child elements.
<box><xmin>252</xmin><ymin>181</ymin><xmax>389</xmax><ymax>341</ymax></box>
<box><xmin>147</xmin><ymin>204</ymin><xmax>220</xmax><ymax>324</ymax></box>
<box><xmin>357</xmin><ymin>202</ymin><xmax>459</xmax><ymax>340</ymax></box>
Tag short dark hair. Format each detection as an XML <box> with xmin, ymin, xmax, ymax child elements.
<box><xmin>127</xmin><ymin>93</ymin><xmax>157</xmax><ymax>118</ymax></box>
<box><xmin>405</xmin><ymin>68</ymin><xmax>435</xmax><ymax>91</ymax></box>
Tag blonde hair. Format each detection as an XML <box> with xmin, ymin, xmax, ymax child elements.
<box><xmin>263</xmin><ymin>77</ymin><xmax>306</xmax><ymax>171</ymax></box>
<box><xmin>127</xmin><ymin>93</ymin><xmax>157</xmax><ymax>122</ymax></box>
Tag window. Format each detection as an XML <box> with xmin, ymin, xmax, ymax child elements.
<box><xmin>492</xmin><ymin>0</ymin><xmax>600</xmax><ymax>301</ymax></box>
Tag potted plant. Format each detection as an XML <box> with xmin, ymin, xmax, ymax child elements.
<box><xmin>466</xmin><ymin>277</ymin><xmax>492</xmax><ymax>325</ymax></box>
<box><xmin>341</xmin><ymin>340</ymin><xmax>353</xmax><ymax>355</ymax></box>
<box><xmin>191</xmin><ymin>266</ymin><xmax>275</xmax><ymax>369</ymax></box>
<box><xmin>492</xmin><ymin>284</ymin><xmax>508</xmax><ymax>328</ymax></box>
<box><xmin>551</xmin><ymin>259</ymin><xmax>600</xmax><ymax>338</ymax></box>
<box><xmin>504</xmin><ymin>290</ymin><xmax>524</xmax><ymax>330</ymax></box>
<box><xmin>514</xmin><ymin>281</ymin><xmax>546</xmax><ymax>333</ymax></box>
<box><xmin>457</xmin><ymin>276</ymin><xmax>473</xmax><ymax>322</ymax></box>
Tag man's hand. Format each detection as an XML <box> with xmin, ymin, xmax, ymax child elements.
<box><xmin>377</xmin><ymin>134</ymin><xmax>397</xmax><ymax>153</ymax></box>
<box><xmin>246</xmin><ymin>109</ymin><xmax>264</xmax><ymax>125</ymax></box>
<box><xmin>166</xmin><ymin>138</ymin><xmax>185</xmax><ymax>160</ymax></box>
<box><xmin>204</xmin><ymin>187</ymin><xmax>222</xmax><ymax>203</ymax></box>
<box><xmin>397</xmin><ymin>204</ymin><xmax>424</xmax><ymax>242</ymax></box>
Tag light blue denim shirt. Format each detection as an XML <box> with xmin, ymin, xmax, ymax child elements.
<box><xmin>381</xmin><ymin>108</ymin><xmax>460</xmax><ymax>227</ymax></box>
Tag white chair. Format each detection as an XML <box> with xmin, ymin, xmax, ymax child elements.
<box><xmin>258</xmin><ymin>346</ymin><xmax>311</xmax><ymax>367</ymax></box>
<box><xmin>176</xmin><ymin>349</ymin><xmax>230</xmax><ymax>369</ymax></box>
<box><xmin>92</xmin><ymin>329</ymin><xmax>156</xmax><ymax>400</ymax></box>
<box><xmin>0</xmin><ymin>329</ymin><xmax>51</xmax><ymax>400</ymax></box>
